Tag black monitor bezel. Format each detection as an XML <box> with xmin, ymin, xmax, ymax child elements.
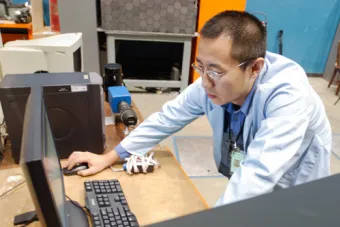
<box><xmin>20</xmin><ymin>87</ymin><xmax>68</xmax><ymax>227</ymax></box>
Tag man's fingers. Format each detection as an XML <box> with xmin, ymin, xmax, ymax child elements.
<box><xmin>78</xmin><ymin>168</ymin><xmax>96</xmax><ymax>177</ymax></box>
<box><xmin>67</xmin><ymin>153</ymin><xmax>89</xmax><ymax>170</ymax></box>
<box><xmin>66</xmin><ymin>151</ymin><xmax>83</xmax><ymax>167</ymax></box>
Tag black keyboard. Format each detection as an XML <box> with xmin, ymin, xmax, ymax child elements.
<box><xmin>84</xmin><ymin>179</ymin><xmax>139</xmax><ymax>227</ymax></box>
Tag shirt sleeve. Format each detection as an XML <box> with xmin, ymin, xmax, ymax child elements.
<box><xmin>119</xmin><ymin>78</ymin><xmax>205</xmax><ymax>157</ymax></box>
<box><xmin>216</xmin><ymin>81</ymin><xmax>315</xmax><ymax>206</ymax></box>
<box><xmin>114</xmin><ymin>143</ymin><xmax>131</xmax><ymax>159</ymax></box>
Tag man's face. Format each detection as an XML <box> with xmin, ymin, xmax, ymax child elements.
<box><xmin>196</xmin><ymin>36</ymin><xmax>256</xmax><ymax>106</ymax></box>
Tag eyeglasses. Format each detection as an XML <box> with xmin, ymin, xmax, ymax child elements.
<box><xmin>191</xmin><ymin>61</ymin><xmax>248</xmax><ymax>81</ymax></box>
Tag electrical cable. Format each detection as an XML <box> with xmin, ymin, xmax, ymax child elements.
<box><xmin>65</xmin><ymin>195</ymin><xmax>90</xmax><ymax>217</ymax></box>
<box><xmin>251</xmin><ymin>11</ymin><xmax>268</xmax><ymax>27</ymax></box>
<box><xmin>0</xmin><ymin>180</ymin><xmax>26</xmax><ymax>200</ymax></box>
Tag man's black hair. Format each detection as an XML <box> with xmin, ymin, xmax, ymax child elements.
<box><xmin>200</xmin><ymin>10</ymin><xmax>267</xmax><ymax>69</ymax></box>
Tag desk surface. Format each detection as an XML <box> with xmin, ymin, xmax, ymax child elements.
<box><xmin>0</xmin><ymin>101</ymin><xmax>208</xmax><ymax>226</ymax></box>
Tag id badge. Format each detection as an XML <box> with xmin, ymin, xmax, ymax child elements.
<box><xmin>230</xmin><ymin>143</ymin><xmax>245</xmax><ymax>174</ymax></box>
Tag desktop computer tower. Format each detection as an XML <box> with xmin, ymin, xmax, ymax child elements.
<box><xmin>0</xmin><ymin>72</ymin><xmax>105</xmax><ymax>163</ymax></box>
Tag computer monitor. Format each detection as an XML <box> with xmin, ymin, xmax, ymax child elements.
<box><xmin>20</xmin><ymin>87</ymin><xmax>88</xmax><ymax>227</ymax></box>
<box><xmin>0</xmin><ymin>33</ymin><xmax>83</xmax><ymax>80</ymax></box>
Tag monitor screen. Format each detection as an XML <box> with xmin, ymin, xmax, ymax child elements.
<box><xmin>42</xmin><ymin>103</ymin><xmax>68</xmax><ymax>226</ymax></box>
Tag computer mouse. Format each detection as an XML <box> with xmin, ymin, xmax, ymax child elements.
<box><xmin>63</xmin><ymin>163</ymin><xmax>89</xmax><ymax>176</ymax></box>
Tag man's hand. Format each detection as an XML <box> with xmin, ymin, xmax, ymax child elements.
<box><xmin>65</xmin><ymin>150</ymin><xmax>120</xmax><ymax>176</ymax></box>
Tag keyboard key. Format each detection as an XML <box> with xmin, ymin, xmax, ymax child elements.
<box><xmin>117</xmin><ymin>186</ymin><xmax>122</xmax><ymax>192</ymax></box>
<box><xmin>126</xmin><ymin>211</ymin><xmax>133</xmax><ymax>217</ymax></box>
<box><xmin>114</xmin><ymin>197</ymin><xmax>120</xmax><ymax>202</ymax></box>
<box><xmin>128</xmin><ymin>216</ymin><xmax>137</xmax><ymax>222</ymax></box>
<box><xmin>123</xmin><ymin>222</ymin><xmax>129</xmax><ymax>226</ymax></box>
<box><xmin>121</xmin><ymin>200</ymin><xmax>127</xmax><ymax>205</ymax></box>
<box><xmin>118</xmin><ymin>225</ymin><xmax>123</xmax><ymax>227</ymax></box>
<box><xmin>104</xmin><ymin>220</ymin><xmax>110</xmax><ymax>224</ymax></box>
<box><xmin>109</xmin><ymin>217</ymin><xmax>116</xmax><ymax>222</ymax></box>
<box><xmin>101</xmin><ymin>209</ymin><xmax>107</xmax><ymax>215</ymax></box>
<box><xmin>123</xmin><ymin>207</ymin><xmax>129</xmax><ymax>211</ymax></box>
<box><xmin>114</xmin><ymin>211</ymin><xmax>119</xmax><ymax>216</ymax></box>
<box><xmin>103</xmin><ymin>215</ymin><xmax>108</xmax><ymax>220</ymax></box>
<box><xmin>118</xmin><ymin>207</ymin><xmax>125</xmax><ymax>214</ymax></box>
<box><xmin>99</xmin><ymin>202</ymin><xmax>105</xmax><ymax>207</ymax></box>
<box><xmin>117</xmin><ymin>220</ymin><xmax>122</xmax><ymax>225</ymax></box>
<box><xmin>94</xmin><ymin>216</ymin><xmax>100</xmax><ymax>221</ymax></box>
<box><xmin>122</xmin><ymin>217</ymin><xmax>127</xmax><ymax>221</ymax></box>
<box><xmin>86</xmin><ymin>186</ymin><xmax>92</xmax><ymax>191</ymax></box>
<box><xmin>105</xmin><ymin>202</ymin><xmax>110</xmax><ymax>206</ymax></box>
<box><xmin>111</xmin><ymin>222</ymin><xmax>117</xmax><ymax>226</ymax></box>
<box><xmin>108</xmin><ymin>213</ymin><xmax>114</xmax><ymax>218</ymax></box>
<box><xmin>104</xmin><ymin>225</ymin><xmax>110</xmax><ymax>227</ymax></box>
<box><xmin>94</xmin><ymin>221</ymin><xmax>101</xmax><ymax>225</ymax></box>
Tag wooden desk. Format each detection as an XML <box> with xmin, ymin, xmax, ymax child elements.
<box><xmin>0</xmin><ymin>101</ymin><xmax>208</xmax><ymax>226</ymax></box>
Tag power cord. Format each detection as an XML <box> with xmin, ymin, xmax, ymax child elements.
<box><xmin>0</xmin><ymin>180</ymin><xmax>26</xmax><ymax>200</ymax></box>
<box><xmin>18</xmin><ymin>194</ymin><xmax>87</xmax><ymax>227</ymax></box>
<box><xmin>65</xmin><ymin>195</ymin><xmax>90</xmax><ymax>217</ymax></box>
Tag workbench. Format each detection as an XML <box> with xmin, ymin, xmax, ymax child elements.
<box><xmin>0</xmin><ymin>100</ymin><xmax>208</xmax><ymax>226</ymax></box>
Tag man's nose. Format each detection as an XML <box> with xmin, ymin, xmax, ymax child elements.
<box><xmin>201</xmin><ymin>73</ymin><xmax>214</xmax><ymax>89</ymax></box>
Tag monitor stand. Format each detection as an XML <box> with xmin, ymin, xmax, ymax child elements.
<box><xmin>66</xmin><ymin>200</ymin><xmax>89</xmax><ymax>227</ymax></box>
<box><xmin>13</xmin><ymin>201</ymin><xmax>89</xmax><ymax>226</ymax></box>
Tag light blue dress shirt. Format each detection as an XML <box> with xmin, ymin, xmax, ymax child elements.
<box><xmin>111</xmin><ymin>51</ymin><xmax>332</xmax><ymax>206</ymax></box>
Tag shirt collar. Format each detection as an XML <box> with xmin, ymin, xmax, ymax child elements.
<box><xmin>221</xmin><ymin>59</ymin><xmax>268</xmax><ymax>115</ymax></box>
<box><xmin>222</xmin><ymin>78</ymin><xmax>258</xmax><ymax>115</ymax></box>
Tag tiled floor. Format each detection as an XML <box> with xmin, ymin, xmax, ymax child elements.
<box><xmin>131</xmin><ymin>77</ymin><xmax>340</xmax><ymax>207</ymax></box>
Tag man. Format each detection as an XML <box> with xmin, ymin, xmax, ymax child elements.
<box><xmin>66</xmin><ymin>10</ymin><xmax>332</xmax><ymax>205</ymax></box>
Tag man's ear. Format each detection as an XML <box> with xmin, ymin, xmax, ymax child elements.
<box><xmin>249</xmin><ymin>58</ymin><xmax>265</xmax><ymax>78</ymax></box>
